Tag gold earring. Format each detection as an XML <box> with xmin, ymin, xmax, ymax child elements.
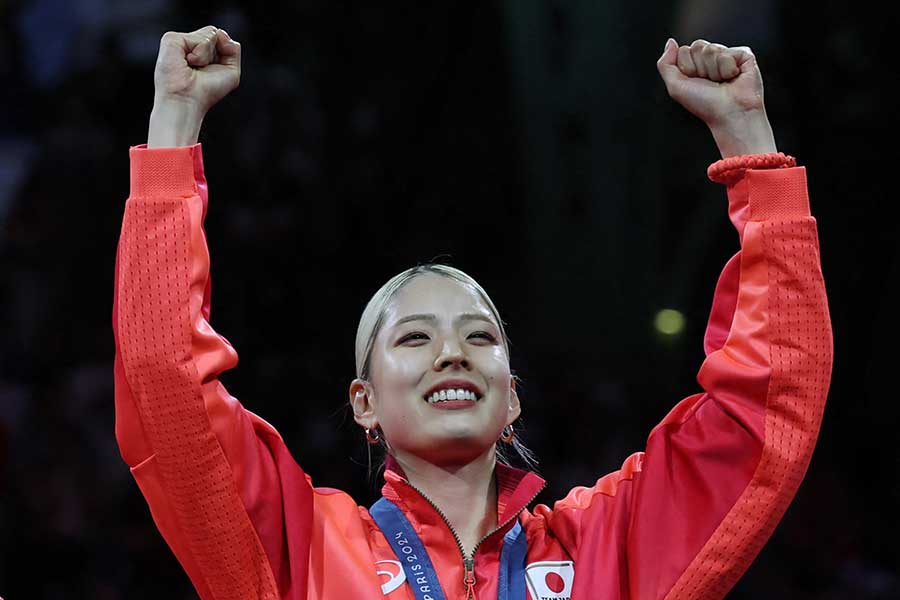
<box><xmin>365</xmin><ymin>428</ymin><xmax>381</xmax><ymax>445</ymax></box>
<box><xmin>500</xmin><ymin>424</ymin><xmax>515</xmax><ymax>443</ymax></box>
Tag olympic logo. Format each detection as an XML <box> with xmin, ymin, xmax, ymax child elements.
<box><xmin>375</xmin><ymin>559</ymin><xmax>406</xmax><ymax>595</ymax></box>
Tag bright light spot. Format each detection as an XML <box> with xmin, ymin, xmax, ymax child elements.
<box><xmin>655</xmin><ymin>309</ymin><xmax>685</xmax><ymax>335</ymax></box>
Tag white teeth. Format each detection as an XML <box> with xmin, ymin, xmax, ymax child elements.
<box><xmin>426</xmin><ymin>388</ymin><xmax>479</xmax><ymax>403</ymax></box>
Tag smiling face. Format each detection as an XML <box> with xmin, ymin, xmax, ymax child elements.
<box><xmin>350</xmin><ymin>272</ymin><xmax>520</xmax><ymax>466</ymax></box>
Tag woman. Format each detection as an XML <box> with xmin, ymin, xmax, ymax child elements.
<box><xmin>113</xmin><ymin>26</ymin><xmax>833</xmax><ymax>599</ymax></box>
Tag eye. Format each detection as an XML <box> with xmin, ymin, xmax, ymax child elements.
<box><xmin>467</xmin><ymin>331</ymin><xmax>496</xmax><ymax>342</ymax></box>
<box><xmin>399</xmin><ymin>332</ymin><xmax>430</xmax><ymax>344</ymax></box>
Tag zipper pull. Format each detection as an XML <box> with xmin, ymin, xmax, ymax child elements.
<box><xmin>463</xmin><ymin>558</ymin><xmax>476</xmax><ymax>599</ymax></box>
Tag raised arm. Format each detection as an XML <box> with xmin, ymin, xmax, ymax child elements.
<box><xmin>634</xmin><ymin>39</ymin><xmax>832</xmax><ymax>597</ymax></box>
<box><xmin>537</xmin><ymin>40</ymin><xmax>833</xmax><ymax>599</ymax></box>
<box><xmin>113</xmin><ymin>27</ymin><xmax>311</xmax><ymax>599</ymax></box>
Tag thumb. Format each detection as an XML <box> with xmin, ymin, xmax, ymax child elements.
<box><xmin>734</xmin><ymin>47</ymin><xmax>758</xmax><ymax>75</ymax></box>
<box><xmin>214</xmin><ymin>29</ymin><xmax>241</xmax><ymax>67</ymax></box>
<box><xmin>658</xmin><ymin>38</ymin><xmax>678</xmax><ymax>66</ymax></box>
<box><xmin>656</xmin><ymin>38</ymin><xmax>687</xmax><ymax>96</ymax></box>
<box><xmin>657</xmin><ymin>38</ymin><xmax>686</xmax><ymax>87</ymax></box>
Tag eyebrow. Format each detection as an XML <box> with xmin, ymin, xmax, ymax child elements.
<box><xmin>392</xmin><ymin>313</ymin><xmax>496</xmax><ymax>327</ymax></box>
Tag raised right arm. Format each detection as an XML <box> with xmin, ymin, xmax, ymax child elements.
<box><xmin>112</xmin><ymin>27</ymin><xmax>312</xmax><ymax>600</ymax></box>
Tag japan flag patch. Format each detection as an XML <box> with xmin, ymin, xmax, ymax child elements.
<box><xmin>524</xmin><ymin>561</ymin><xmax>574</xmax><ymax>600</ymax></box>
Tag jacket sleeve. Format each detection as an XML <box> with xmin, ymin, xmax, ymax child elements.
<box><xmin>542</xmin><ymin>158</ymin><xmax>833</xmax><ymax>599</ymax></box>
<box><xmin>112</xmin><ymin>144</ymin><xmax>312</xmax><ymax>600</ymax></box>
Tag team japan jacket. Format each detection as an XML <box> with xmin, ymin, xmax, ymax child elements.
<box><xmin>112</xmin><ymin>144</ymin><xmax>833</xmax><ymax>599</ymax></box>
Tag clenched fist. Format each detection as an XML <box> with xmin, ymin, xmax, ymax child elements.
<box><xmin>148</xmin><ymin>26</ymin><xmax>241</xmax><ymax>148</ymax></box>
<box><xmin>155</xmin><ymin>26</ymin><xmax>241</xmax><ymax>111</ymax></box>
<box><xmin>657</xmin><ymin>38</ymin><xmax>776</xmax><ymax>158</ymax></box>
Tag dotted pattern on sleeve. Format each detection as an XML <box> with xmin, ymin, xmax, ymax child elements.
<box><xmin>666</xmin><ymin>218</ymin><xmax>832</xmax><ymax>599</ymax></box>
<box><xmin>117</xmin><ymin>196</ymin><xmax>279</xmax><ymax>600</ymax></box>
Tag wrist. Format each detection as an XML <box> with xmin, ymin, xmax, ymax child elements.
<box><xmin>709</xmin><ymin>110</ymin><xmax>777</xmax><ymax>158</ymax></box>
<box><xmin>148</xmin><ymin>97</ymin><xmax>205</xmax><ymax>148</ymax></box>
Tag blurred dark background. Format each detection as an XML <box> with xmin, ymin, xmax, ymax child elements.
<box><xmin>0</xmin><ymin>0</ymin><xmax>895</xmax><ymax>598</ymax></box>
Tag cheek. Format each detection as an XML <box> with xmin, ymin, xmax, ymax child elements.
<box><xmin>370</xmin><ymin>346</ymin><xmax>432</xmax><ymax>412</ymax></box>
<box><xmin>482</xmin><ymin>347</ymin><xmax>512</xmax><ymax>382</ymax></box>
<box><xmin>377</xmin><ymin>349</ymin><xmax>427</xmax><ymax>387</ymax></box>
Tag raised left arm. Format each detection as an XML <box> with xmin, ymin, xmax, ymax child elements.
<box><xmin>535</xmin><ymin>40</ymin><xmax>833</xmax><ymax>600</ymax></box>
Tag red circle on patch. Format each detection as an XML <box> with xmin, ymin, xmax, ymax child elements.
<box><xmin>545</xmin><ymin>571</ymin><xmax>565</xmax><ymax>593</ymax></box>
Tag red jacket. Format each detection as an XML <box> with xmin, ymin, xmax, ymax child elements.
<box><xmin>113</xmin><ymin>144</ymin><xmax>832</xmax><ymax>599</ymax></box>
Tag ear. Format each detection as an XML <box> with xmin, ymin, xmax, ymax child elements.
<box><xmin>506</xmin><ymin>376</ymin><xmax>521</xmax><ymax>425</ymax></box>
<box><xmin>349</xmin><ymin>378</ymin><xmax>378</xmax><ymax>430</ymax></box>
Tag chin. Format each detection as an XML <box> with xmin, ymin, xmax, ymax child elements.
<box><xmin>417</xmin><ymin>428</ymin><xmax>495</xmax><ymax>463</ymax></box>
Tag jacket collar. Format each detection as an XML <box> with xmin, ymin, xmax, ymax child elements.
<box><xmin>380</xmin><ymin>454</ymin><xmax>546</xmax><ymax>529</ymax></box>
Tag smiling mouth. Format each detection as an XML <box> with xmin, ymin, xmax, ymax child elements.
<box><xmin>424</xmin><ymin>389</ymin><xmax>482</xmax><ymax>404</ymax></box>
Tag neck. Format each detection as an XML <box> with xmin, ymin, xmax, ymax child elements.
<box><xmin>393</xmin><ymin>447</ymin><xmax>498</xmax><ymax>555</ymax></box>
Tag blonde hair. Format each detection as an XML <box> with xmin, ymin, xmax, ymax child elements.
<box><xmin>355</xmin><ymin>264</ymin><xmax>509</xmax><ymax>379</ymax></box>
<box><xmin>354</xmin><ymin>263</ymin><xmax>537</xmax><ymax>471</ymax></box>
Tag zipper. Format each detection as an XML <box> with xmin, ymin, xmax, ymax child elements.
<box><xmin>404</xmin><ymin>478</ymin><xmax>547</xmax><ymax>599</ymax></box>
<box><xmin>463</xmin><ymin>558</ymin><xmax>476</xmax><ymax>599</ymax></box>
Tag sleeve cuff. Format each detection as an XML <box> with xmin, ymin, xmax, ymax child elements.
<box><xmin>713</xmin><ymin>153</ymin><xmax>811</xmax><ymax>226</ymax></box>
<box><xmin>129</xmin><ymin>143</ymin><xmax>204</xmax><ymax>199</ymax></box>
<box><xmin>743</xmin><ymin>165</ymin><xmax>811</xmax><ymax>220</ymax></box>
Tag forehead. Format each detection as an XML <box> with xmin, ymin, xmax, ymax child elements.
<box><xmin>385</xmin><ymin>273</ymin><xmax>495</xmax><ymax>324</ymax></box>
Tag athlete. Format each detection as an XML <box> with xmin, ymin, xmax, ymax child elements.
<box><xmin>113</xmin><ymin>26</ymin><xmax>833</xmax><ymax>599</ymax></box>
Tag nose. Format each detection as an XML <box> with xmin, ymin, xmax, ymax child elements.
<box><xmin>433</xmin><ymin>337</ymin><xmax>470</xmax><ymax>371</ymax></box>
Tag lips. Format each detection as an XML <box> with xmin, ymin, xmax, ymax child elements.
<box><xmin>422</xmin><ymin>379</ymin><xmax>484</xmax><ymax>402</ymax></box>
<box><xmin>427</xmin><ymin>398</ymin><xmax>477</xmax><ymax>410</ymax></box>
